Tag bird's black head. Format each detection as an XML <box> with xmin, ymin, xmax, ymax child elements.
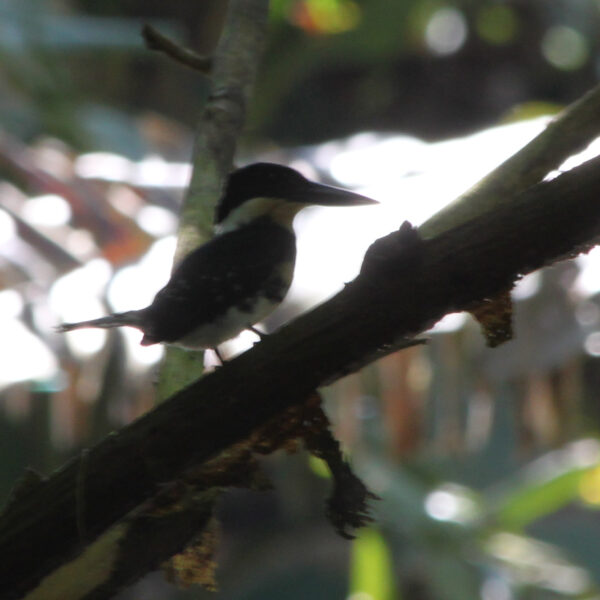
<box><xmin>215</xmin><ymin>162</ymin><xmax>376</xmax><ymax>225</ymax></box>
<box><xmin>216</xmin><ymin>163</ymin><xmax>308</xmax><ymax>224</ymax></box>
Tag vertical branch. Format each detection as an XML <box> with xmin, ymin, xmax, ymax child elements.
<box><xmin>175</xmin><ymin>0</ymin><xmax>270</xmax><ymax>261</ymax></box>
<box><xmin>158</xmin><ymin>0</ymin><xmax>270</xmax><ymax>398</ymax></box>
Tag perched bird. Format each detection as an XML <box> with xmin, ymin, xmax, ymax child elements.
<box><xmin>57</xmin><ymin>162</ymin><xmax>376</xmax><ymax>353</ymax></box>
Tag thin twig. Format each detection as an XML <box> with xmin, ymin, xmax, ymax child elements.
<box><xmin>142</xmin><ymin>24</ymin><xmax>212</xmax><ymax>74</ymax></box>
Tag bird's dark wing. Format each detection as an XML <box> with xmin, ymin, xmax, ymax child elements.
<box><xmin>141</xmin><ymin>217</ymin><xmax>296</xmax><ymax>344</ymax></box>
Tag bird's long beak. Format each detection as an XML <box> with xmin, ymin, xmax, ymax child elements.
<box><xmin>297</xmin><ymin>181</ymin><xmax>378</xmax><ymax>207</ymax></box>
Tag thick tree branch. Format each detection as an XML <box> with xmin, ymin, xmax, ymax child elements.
<box><xmin>421</xmin><ymin>82</ymin><xmax>600</xmax><ymax>237</ymax></box>
<box><xmin>3</xmin><ymin>152</ymin><xmax>600</xmax><ymax>599</ymax></box>
<box><xmin>419</xmin><ymin>83</ymin><xmax>600</xmax><ymax>345</ymax></box>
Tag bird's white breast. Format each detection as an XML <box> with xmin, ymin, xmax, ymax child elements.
<box><xmin>174</xmin><ymin>259</ymin><xmax>295</xmax><ymax>350</ymax></box>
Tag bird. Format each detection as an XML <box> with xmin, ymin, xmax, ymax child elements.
<box><xmin>57</xmin><ymin>162</ymin><xmax>377</xmax><ymax>356</ymax></box>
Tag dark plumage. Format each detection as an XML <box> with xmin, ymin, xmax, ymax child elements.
<box><xmin>137</xmin><ymin>217</ymin><xmax>295</xmax><ymax>347</ymax></box>
<box><xmin>58</xmin><ymin>163</ymin><xmax>376</xmax><ymax>351</ymax></box>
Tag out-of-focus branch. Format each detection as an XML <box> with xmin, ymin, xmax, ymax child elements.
<box><xmin>158</xmin><ymin>0</ymin><xmax>270</xmax><ymax>399</ymax></box>
<box><xmin>142</xmin><ymin>24</ymin><xmax>213</xmax><ymax>73</ymax></box>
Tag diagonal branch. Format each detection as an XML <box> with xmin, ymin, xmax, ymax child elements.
<box><xmin>3</xmin><ymin>151</ymin><xmax>600</xmax><ymax>599</ymax></box>
<box><xmin>421</xmin><ymin>82</ymin><xmax>600</xmax><ymax>238</ymax></box>
<box><xmin>420</xmin><ymin>83</ymin><xmax>600</xmax><ymax>346</ymax></box>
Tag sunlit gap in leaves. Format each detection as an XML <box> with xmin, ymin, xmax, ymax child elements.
<box><xmin>0</xmin><ymin>209</ymin><xmax>59</xmax><ymax>388</ymax></box>
<box><xmin>50</xmin><ymin>259</ymin><xmax>113</xmax><ymax>358</ymax></box>
<box><xmin>74</xmin><ymin>152</ymin><xmax>191</xmax><ymax>188</ymax></box>
<box><xmin>541</xmin><ymin>26</ymin><xmax>589</xmax><ymax>71</ymax></box>
<box><xmin>424</xmin><ymin>482</ymin><xmax>479</xmax><ymax>523</ymax></box>
<box><xmin>21</xmin><ymin>194</ymin><xmax>71</xmax><ymax>227</ymax></box>
<box><xmin>0</xmin><ymin>208</ymin><xmax>16</xmax><ymax>243</ymax></box>
<box><xmin>424</xmin><ymin>7</ymin><xmax>468</xmax><ymax>56</ymax></box>
<box><xmin>293</xmin><ymin>117</ymin><xmax>555</xmax><ymax>335</ymax></box>
<box><xmin>0</xmin><ymin>290</ymin><xmax>57</xmax><ymax>389</ymax></box>
<box><xmin>49</xmin><ymin>240</ymin><xmax>173</xmax><ymax>369</ymax></box>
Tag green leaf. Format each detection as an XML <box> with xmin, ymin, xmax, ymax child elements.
<box><xmin>349</xmin><ymin>527</ymin><xmax>397</xmax><ymax>600</ymax></box>
<box><xmin>492</xmin><ymin>467</ymin><xmax>590</xmax><ymax>530</ymax></box>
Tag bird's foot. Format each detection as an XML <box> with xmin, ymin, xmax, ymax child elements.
<box><xmin>212</xmin><ymin>347</ymin><xmax>225</xmax><ymax>366</ymax></box>
<box><xmin>247</xmin><ymin>325</ymin><xmax>269</xmax><ymax>341</ymax></box>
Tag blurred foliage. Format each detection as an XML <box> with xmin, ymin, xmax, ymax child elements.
<box><xmin>3</xmin><ymin>0</ymin><xmax>600</xmax><ymax>148</ymax></box>
<box><xmin>2</xmin><ymin>1</ymin><xmax>600</xmax><ymax>599</ymax></box>
<box><xmin>255</xmin><ymin>0</ymin><xmax>600</xmax><ymax>141</ymax></box>
<box><xmin>350</xmin><ymin>528</ymin><xmax>397</xmax><ymax>599</ymax></box>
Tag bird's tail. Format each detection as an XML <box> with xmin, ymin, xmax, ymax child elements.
<box><xmin>56</xmin><ymin>310</ymin><xmax>143</xmax><ymax>333</ymax></box>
